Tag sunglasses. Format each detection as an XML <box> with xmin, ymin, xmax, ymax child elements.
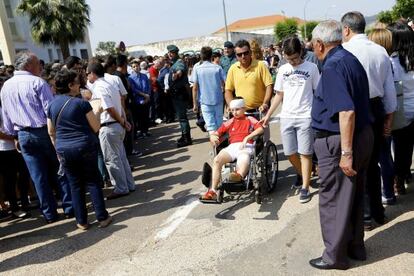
<box><xmin>236</xmin><ymin>51</ymin><xmax>250</xmax><ymax>57</ymax></box>
<box><xmin>230</xmin><ymin>108</ymin><xmax>242</xmax><ymax>111</ymax></box>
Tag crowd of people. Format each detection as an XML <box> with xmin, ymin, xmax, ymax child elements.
<box><xmin>0</xmin><ymin>10</ymin><xmax>413</xmax><ymax>270</ymax></box>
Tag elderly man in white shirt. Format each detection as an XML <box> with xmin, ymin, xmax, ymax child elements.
<box><xmin>342</xmin><ymin>11</ymin><xmax>396</xmax><ymax>230</ymax></box>
<box><xmin>87</xmin><ymin>62</ymin><xmax>135</xmax><ymax>200</ymax></box>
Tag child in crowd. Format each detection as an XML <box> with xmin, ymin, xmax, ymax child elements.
<box><xmin>201</xmin><ymin>97</ymin><xmax>264</xmax><ymax>200</ymax></box>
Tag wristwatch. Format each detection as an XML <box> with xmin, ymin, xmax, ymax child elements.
<box><xmin>341</xmin><ymin>150</ymin><xmax>353</xmax><ymax>157</ymax></box>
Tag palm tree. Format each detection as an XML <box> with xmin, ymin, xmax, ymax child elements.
<box><xmin>17</xmin><ymin>0</ymin><xmax>90</xmax><ymax>60</ymax></box>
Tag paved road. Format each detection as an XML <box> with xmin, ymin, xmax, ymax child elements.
<box><xmin>1</xmin><ymin>117</ymin><xmax>413</xmax><ymax>275</ymax></box>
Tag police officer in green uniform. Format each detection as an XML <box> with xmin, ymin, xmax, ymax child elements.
<box><xmin>219</xmin><ymin>41</ymin><xmax>237</xmax><ymax>75</ymax></box>
<box><xmin>167</xmin><ymin>45</ymin><xmax>192</xmax><ymax>147</ymax></box>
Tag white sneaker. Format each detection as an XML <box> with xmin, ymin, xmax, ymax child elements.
<box><xmin>155</xmin><ymin>118</ymin><xmax>163</xmax><ymax>124</ymax></box>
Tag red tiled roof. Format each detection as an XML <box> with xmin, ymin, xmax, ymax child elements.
<box><xmin>213</xmin><ymin>14</ymin><xmax>304</xmax><ymax>34</ymax></box>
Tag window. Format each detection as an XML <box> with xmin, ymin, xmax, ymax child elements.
<box><xmin>80</xmin><ymin>49</ymin><xmax>88</xmax><ymax>59</ymax></box>
<box><xmin>9</xmin><ymin>22</ymin><xmax>18</xmax><ymax>37</ymax></box>
<box><xmin>48</xmin><ymin>49</ymin><xmax>53</xmax><ymax>62</ymax></box>
<box><xmin>56</xmin><ymin>49</ymin><xmax>63</xmax><ymax>61</ymax></box>
<box><xmin>4</xmin><ymin>0</ymin><xmax>14</xmax><ymax>18</ymax></box>
<box><xmin>72</xmin><ymin>49</ymin><xmax>78</xmax><ymax>57</ymax></box>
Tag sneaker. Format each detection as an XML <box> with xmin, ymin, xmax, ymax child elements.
<box><xmin>155</xmin><ymin>118</ymin><xmax>163</xmax><ymax>124</ymax></box>
<box><xmin>130</xmin><ymin>150</ymin><xmax>143</xmax><ymax>157</ymax></box>
<box><xmin>77</xmin><ymin>223</ymin><xmax>89</xmax><ymax>231</ymax></box>
<box><xmin>201</xmin><ymin>189</ymin><xmax>217</xmax><ymax>201</ymax></box>
<box><xmin>228</xmin><ymin>172</ymin><xmax>243</xmax><ymax>183</ymax></box>
<box><xmin>12</xmin><ymin>210</ymin><xmax>30</xmax><ymax>219</ymax></box>
<box><xmin>382</xmin><ymin>196</ymin><xmax>396</xmax><ymax>206</ymax></box>
<box><xmin>299</xmin><ymin>188</ymin><xmax>311</xmax><ymax>203</ymax></box>
<box><xmin>99</xmin><ymin>215</ymin><xmax>113</xmax><ymax>228</ymax></box>
<box><xmin>136</xmin><ymin>132</ymin><xmax>144</xmax><ymax>139</ymax></box>
<box><xmin>293</xmin><ymin>174</ymin><xmax>303</xmax><ymax>189</ymax></box>
<box><xmin>143</xmin><ymin>132</ymin><xmax>151</xmax><ymax>137</ymax></box>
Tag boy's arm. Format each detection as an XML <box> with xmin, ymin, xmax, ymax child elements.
<box><xmin>244</xmin><ymin>126</ymin><xmax>264</xmax><ymax>142</ymax></box>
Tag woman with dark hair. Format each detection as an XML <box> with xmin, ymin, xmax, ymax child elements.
<box><xmin>47</xmin><ymin>69</ymin><xmax>111</xmax><ymax>230</ymax></box>
<box><xmin>388</xmin><ymin>22</ymin><xmax>414</xmax><ymax>195</ymax></box>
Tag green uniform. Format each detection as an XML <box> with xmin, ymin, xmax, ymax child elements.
<box><xmin>220</xmin><ymin>54</ymin><xmax>237</xmax><ymax>75</ymax></box>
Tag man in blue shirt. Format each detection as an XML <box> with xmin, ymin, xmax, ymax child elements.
<box><xmin>309</xmin><ymin>20</ymin><xmax>373</xmax><ymax>270</ymax></box>
<box><xmin>192</xmin><ymin>46</ymin><xmax>226</xmax><ymax>134</ymax></box>
<box><xmin>129</xmin><ymin>60</ymin><xmax>151</xmax><ymax>138</ymax></box>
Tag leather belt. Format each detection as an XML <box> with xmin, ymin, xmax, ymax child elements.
<box><xmin>315</xmin><ymin>130</ymin><xmax>340</xmax><ymax>139</ymax></box>
<box><xmin>100</xmin><ymin>121</ymin><xmax>118</xmax><ymax>127</ymax></box>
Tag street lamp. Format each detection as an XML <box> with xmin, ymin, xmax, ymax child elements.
<box><xmin>303</xmin><ymin>0</ymin><xmax>311</xmax><ymax>41</ymax></box>
<box><xmin>222</xmin><ymin>0</ymin><xmax>229</xmax><ymax>41</ymax></box>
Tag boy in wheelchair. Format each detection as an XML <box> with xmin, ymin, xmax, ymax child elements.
<box><xmin>201</xmin><ymin>97</ymin><xmax>264</xmax><ymax>201</ymax></box>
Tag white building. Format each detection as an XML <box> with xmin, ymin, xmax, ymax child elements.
<box><xmin>0</xmin><ymin>0</ymin><xmax>92</xmax><ymax>65</ymax></box>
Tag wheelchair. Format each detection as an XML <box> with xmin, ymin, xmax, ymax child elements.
<box><xmin>201</xmin><ymin>112</ymin><xmax>279</xmax><ymax>204</ymax></box>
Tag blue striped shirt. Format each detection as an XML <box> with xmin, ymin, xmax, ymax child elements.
<box><xmin>0</xmin><ymin>71</ymin><xmax>54</xmax><ymax>136</ymax></box>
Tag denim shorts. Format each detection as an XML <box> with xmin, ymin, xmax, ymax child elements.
<box><xmin>280</xmin><ymin>117</ymin><xmax>314</xmax><ymax>155</ymax></box>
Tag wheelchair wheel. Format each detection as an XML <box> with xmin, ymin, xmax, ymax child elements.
<box><xmin>217</xmin><ymin>189</ymin><xmax>224</xmax><ymax>203</ymax></box>
<box><xmin>261</xmin><ymin>141</ymin><xmax>278</xmax><ymax>193</ymax></box>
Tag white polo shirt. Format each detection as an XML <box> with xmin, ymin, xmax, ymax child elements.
<box><xmin>343</xmin><ymin>34</ymin><xmax>397</xmax><ymax>114</ymax></box>
<box><xmin>90</xmin><ymin>78</ymin><xmax>123</xmax><ymax>124</ymax></box>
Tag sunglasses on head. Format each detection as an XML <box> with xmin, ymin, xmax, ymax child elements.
<box><xmin>236</xmin><ymin>51</ymin><xmax>250</xmax><ymax>57</ymax></box>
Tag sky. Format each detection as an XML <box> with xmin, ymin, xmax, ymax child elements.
<box><xmin>86</xmin><ymin>0</ymin><xmax>396</xmax><ymax>50</ymax></box>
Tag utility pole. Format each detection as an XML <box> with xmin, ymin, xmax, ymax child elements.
<box><xmin>222</xmin><ymin>0</ymin><xmax>229</xmax><ymax>41</ymax></box>
<box><xmin>303</xmin><ymin>0</ymin><xmax>311</xmax><ymax>41</ymax></box>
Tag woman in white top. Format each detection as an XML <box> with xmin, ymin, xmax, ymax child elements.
<box><xmin>261</xmin><ymin>37</ymin><xmax>320</xmax><ymax>203</ymax></box>
<box><xmin>388</xmin><ymin>22</ymin><xmax>414</xmax><ymax>194</ymax></box>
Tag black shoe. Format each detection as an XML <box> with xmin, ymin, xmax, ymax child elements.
<box><xmin>64</xmin><ymin>213</ymin><xmax>75</xmax><ymax>219</ymax></box>
<box><xmin>309</xmin><ymin>257</ymin><xmax>349</xmax><ymax>270</ymax></box>
<box><xmin>12</xmin><ymin>210</ymin><xmax>31</xmax><ymax>219</ymax></box>
<box><xmin>347</xmin><ymin>250</ymin><xmax>367</xmax><ymax>261</ymax></box>
<box><xmin>106</xmin><ymin>192</ymin><xmax>129</xmax><ymax>200</ymax></box>
<box><xmin>46</xmin><ymin>216</ymin><xmax>59</xmax><ymax>224</ymax></box>
<box><xmin>177</xmin><ymin>137</ymin><xmax>192</xmax><ymax>148</ymax></box>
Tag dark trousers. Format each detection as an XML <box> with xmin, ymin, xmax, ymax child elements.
<box><xmin>365</xmin><ymin>99</ymin><xmax>385</xmax><ymax>222</ymax></box>
<box><xmin>58</xmin><ymin>145</ymin><xmax>108</xmax><ymax>225</ymax></box>
<box><xmin>160</xmin><ymin>91</ymin><xmax>175</xmax><ymax>122</ymax></box>
<box><xmin>0</xmin><ymin>150</ymin><xmax>30</xmax><ymax>211</ymax></box>
<box><xmin>314</xmin><ymin>126</ymin><xmax>373</xmax><ymax>266</ymax></box>
<box><xmin>379</xmin><ymin>136</ymin><xmax>395</xmax><ymax>200</ymax></box>
<box><xmin>123</xmin><ymin>108</ymin><xmax>135</xmax><ymax>155</ymax></box>
<box><xmin>18</xmin><ymin>127</ymin><xmax>72</xmax><ymax>220</ymax></box>
<box><xmin>172</xmin><ymin>94</ymin><xmax>190</xmax><ymax>136</ymax></box>
<box><xmin>392</xmin><ymin>121</ymin><xmax>414</xmax><ymax>179</ymax></box>
<box><xmin>132</xmin><ymin>103</ymin><xmax>150</xmax><ymax>134</ymax></box>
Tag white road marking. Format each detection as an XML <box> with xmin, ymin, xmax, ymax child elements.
<box><xmin>155</xmin><ymin>197</ymin><xmax>200</xmax><ymax>241</ymax></box>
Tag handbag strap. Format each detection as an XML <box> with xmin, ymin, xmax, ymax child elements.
<box><xmin>54</xmin><ymin>97</ymin><xmax>73</xmax><ymax>128</ymax></box>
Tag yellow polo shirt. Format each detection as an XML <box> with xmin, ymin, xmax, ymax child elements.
<box><xmin>225</xmin><ymin>60</ymin><xmax>273</xmax><ymax>109</ymax></box>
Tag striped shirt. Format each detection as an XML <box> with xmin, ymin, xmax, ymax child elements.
<box><xmin>0</xmin><ymin>71</ymin><xmax>54</xmax><ymax>136</ymax></box>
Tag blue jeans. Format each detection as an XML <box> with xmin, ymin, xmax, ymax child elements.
<box><xmin>18</xmin><ymin>127</ymin><xmax>72</xmax><ymax>220</ymax></box>
<box><xmin>57</xmin><ymin>145</ymin><xmax>108</xmax><ymax>225</ymax></box>
<box><xmin>201</xmin><ymin>103</ymin><xmax>223</xmax><ymax>132</ymax></box>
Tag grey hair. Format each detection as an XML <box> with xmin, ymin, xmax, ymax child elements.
<box><xmin>14</xmin><ymin>51</ymin><xmax>35</xmax><ymax>71</ymax></box>
<box><xmin>312</xmin><ymin>20</ymin><xmax>343</xmax><ymax>44</ymax></box>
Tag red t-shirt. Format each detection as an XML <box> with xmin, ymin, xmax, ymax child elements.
<box><xmin>215</xmin><ymin>116</ymin><xmax>262</xmax><ymax>144</ymax></box>
<box><xmin>148</xmin><ymin>66</ymin><xmax>159</xmax><ymax>92</ymax></box>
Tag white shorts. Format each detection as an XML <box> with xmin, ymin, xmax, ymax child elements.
<box><xmin>222</xmin><ymin>142</ymin><xmax>255</xmax><ymax>162</ymax></box>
